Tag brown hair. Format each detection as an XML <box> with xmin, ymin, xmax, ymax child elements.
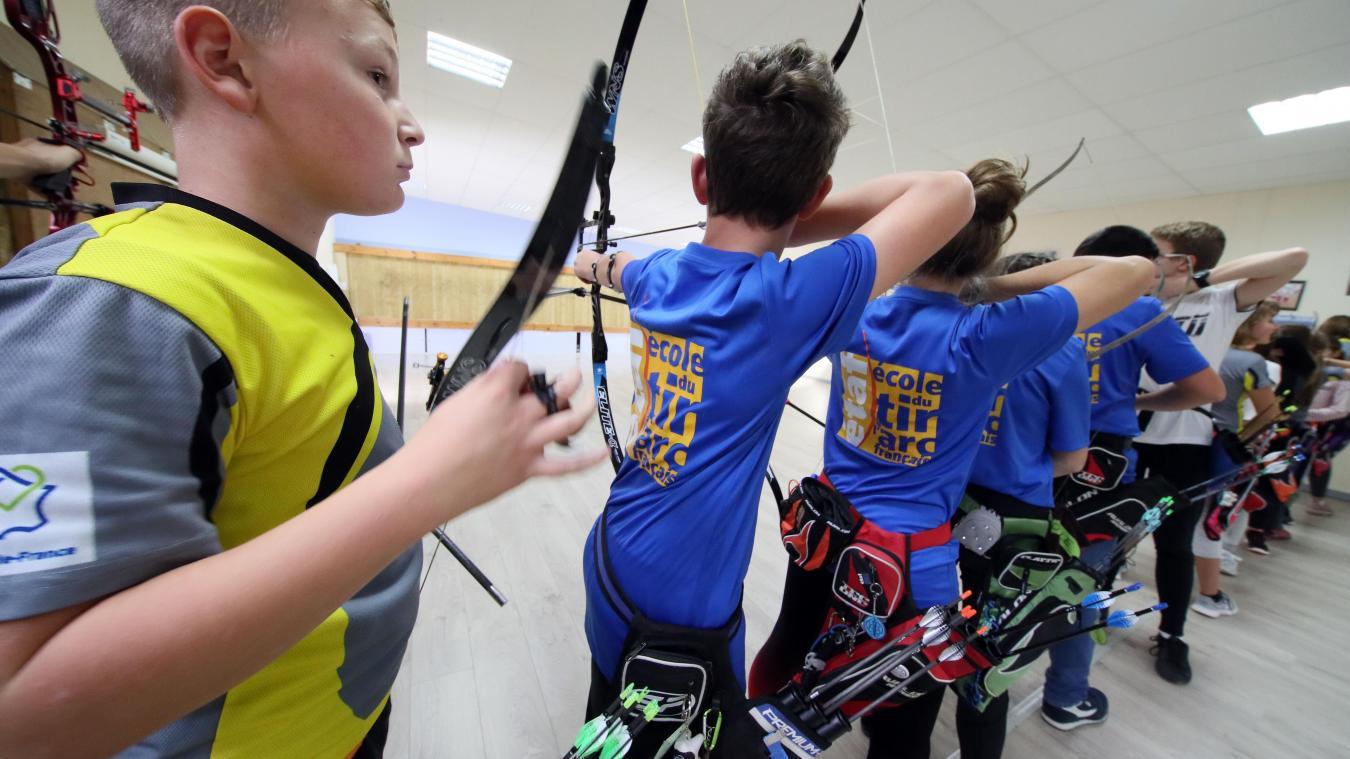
<box><xmin>1299</xmin><ymin>332</ymin><xmax>1332</xmax><ymax>408</ymax></box>
<box><xmin>916</xmin><ymin>158</ymin><xmax>1026</xmax><ymax>281</ymax></box>
<box><xmin>1274</xmin><ymin>324</ymin><xmax>1312</xmax><ymax>350</ymax></box>
<box><xmin>993</xmin><ymin>250</ymin><xmax>1057</xmax><ymax>276</ymax></box>
<box><xmin>1150</xmin><ymin>221</ymin><xmax>1226</xmax><ymax>270</ymax></box>
<box><xmin>702</xmin><ymin>40</ymin><xmax>850</xmax><ymax>228</ymax></box>
<box><xmin>1318</xmin><ymin>315</ymin><xmax>1350</xmax><ymax>344</ymax></box>
<box><xmin>1231</xmin><ymin>302</ymin><xmax>1280</xmax><ymax>347</ymax></box>
<box><xmin>97</xmin><ymin>0</ymin><xmax>395</xmax><ymax>121</ymax></box>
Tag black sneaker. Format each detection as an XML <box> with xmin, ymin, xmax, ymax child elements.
<box><xmin>1041</xmin><ymin>688</ymin><xmax>1109</xmax><ymax>731</ymax></box>
<box><xmin>1150</xmin><ymin>634</ymin><xmax>1191</xmax><ymax>684</ymax></box>
<box><xmin>1246</xmin><ymin>530</ymin><xmax>1270</xmax><ymax>556</ymax></box>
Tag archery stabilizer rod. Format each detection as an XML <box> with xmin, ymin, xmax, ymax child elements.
<box><xmin>431</xmin><ymin>528</ymin><xmax>507</xmax><ymax>607</ymax></box>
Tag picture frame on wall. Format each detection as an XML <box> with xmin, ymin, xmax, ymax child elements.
<box><xmin>1268</xmin><ymin>279</ymin><xmax>1306</xmax><ymax>310</ymax></box>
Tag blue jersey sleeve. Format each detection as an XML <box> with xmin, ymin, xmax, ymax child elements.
<box><xmin>1136</xmin><ymin>306</ymin><xmax>1210</xmax><ymax>385</ymax></box>
<box><xmin>619</xmin><ymin>251</ymin><xmax>653</xmax><ymax>302</ymax></box>
<box><xmin>1048</xmin><ymin>340</ymin><xmax>1092</xmax><ymax>453</ymax></box>
<box><xmin>965</xmin><ymin>285</ymin><xmax>1079</xmax><ymax>383</ymax></box>
<box><xmin>764</xmin><ymin>233</ymin><xmax>877</xmax><ymax>375</ymax></box>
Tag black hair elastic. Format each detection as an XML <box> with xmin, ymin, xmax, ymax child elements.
<box><xmin>591</xmin><ymin>259</ymin><xmax>600</xmax><ymax>284</ymax></box>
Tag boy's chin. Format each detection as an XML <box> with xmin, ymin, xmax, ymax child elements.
<box><xmin>341</xmin><ymin>187</ymin><xmax>406</xmax><ymax>217</ymax></box>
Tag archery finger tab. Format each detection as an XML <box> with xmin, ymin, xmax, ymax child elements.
<box><xmin>530</xmin><ymin>372</ymin><xmax>561</xmax><ymax>415</ymax></box>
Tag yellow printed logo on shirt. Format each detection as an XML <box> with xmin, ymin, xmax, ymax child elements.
<box><xmin>837</xmin><ymin>351</ymin><xmax>943</xmax><ymax>467</ymax></box>
<box><xmin>628</xmin><ymin>327</ymin><xmax>705</xmax><ymax>487</ymax></box>
<box><xmin>1078</xmin><ymin>331</ymin><xmax>1103</xmax><ymax>404</ymax></box>
<box><xmin>981</xmin><ymin>386</ymin><xmax>1007</xmax><ymax>447</ymax></box>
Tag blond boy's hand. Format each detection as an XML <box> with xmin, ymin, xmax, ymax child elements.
<box><xmin>398</xmin><ymin>361</ymin><xmax>603</xmax><ymax>521</ymax></box>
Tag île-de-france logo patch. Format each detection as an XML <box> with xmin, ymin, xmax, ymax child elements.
<box><xmin>0</xmin><ymin>452</ymin><xmax>96</xmax><ymax>576</ymax></box>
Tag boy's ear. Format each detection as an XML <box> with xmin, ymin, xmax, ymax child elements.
<box><xmin>796</xmin><ymin>175</ymin><xmax>834</xmax><ymax>221</ymax></box>
<box><xmin>174</xmin><ymin>6</ymin><xmax>258</xmax><ymax>115</ymax></box>
<box><xmin>690</xmin><ymin>154</ymin><xmax>709</xmax><ymax>206</ymax></box>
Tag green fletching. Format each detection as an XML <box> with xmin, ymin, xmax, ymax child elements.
<box><xmin>599</xmin><ymin>725</ymin><xmax>630</xmax><ymax>759</ymax></box>
<box><xmin>573</xmin><ymin>715</ymin><xmax>605</xmax><ymax>749</ymax></box>
<box><xmin>642</xmin><ymin>698</ymin><xmax>660</xmax><ymax>721</ymax></box>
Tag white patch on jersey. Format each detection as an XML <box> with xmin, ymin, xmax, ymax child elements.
<box><xmin>0</xmin><ymin>452</ymin><xmax>96</xmax><ymax>576</ymax></box>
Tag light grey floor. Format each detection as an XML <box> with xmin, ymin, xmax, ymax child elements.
<box><xmin>376</xmin><ymin>350</ymin><xmax>1350</xmax><ymax>758</ymax></box>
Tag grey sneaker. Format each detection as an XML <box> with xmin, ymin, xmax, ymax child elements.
<box><xmin>1191</xmin><ymin>592</ymin><xmax>1238</xmax><ymax>618</ymax></box>
<box><xmin>1220</xmin><ymin>553</ymin><xmax>1240</xmax><ymax>577</ymax></box>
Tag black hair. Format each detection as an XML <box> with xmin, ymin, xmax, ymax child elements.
<box><xmin>1073</xmin><ymin>225</ymin><xmax>1159</xmax><ymax>260</ymax></box>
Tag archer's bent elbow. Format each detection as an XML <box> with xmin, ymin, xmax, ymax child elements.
<box><xmin>1117</xmin><ymin>255</ymin><xmax>1155</xmax><ymax>293</ymax></box>
<box><xmin>933</xmin><ymin>170</ymin><xmax>976</xmax><ymax>226</ymax></box>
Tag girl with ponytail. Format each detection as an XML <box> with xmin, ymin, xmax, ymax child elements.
<box><xmin>749</xmin><ymin>159</ymin><xmax>1154</xmax><ymax>758</ymax></box>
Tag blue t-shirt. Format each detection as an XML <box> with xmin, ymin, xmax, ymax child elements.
<box><xmin>584</xmin><ymin>235</ymin><xmax>876</xmax><ymax>678</ymax></box>
<box><xmin>821</xmin><ymin>285</ymin><xmax>1079</xmax><ymax>605</ymax></box>
<box><xmin>969</xmin><ymin>338</ymin><xmax>1091</xmax><ymax>508</ymax></box>
<box><xmin>1078</xmin><ymin>297</ymin><xmax>1209</xmax><ymax>437</ymax></box>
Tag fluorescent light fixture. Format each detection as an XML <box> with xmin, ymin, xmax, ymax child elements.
<box><xmin>681</xmin><ymin>136</ymin><xmax>704</xmax><ymax>155</ymax></box>
<box><xmin>1248</xmin><ymin>86</ymin><xmax>1350</xmax><ymax>136</ymax></box>
<box><xmin>427</xmin><ymin>31</ymin><xmax>511</xmax><ymax>88</ymax></box>
<box><xmin>499</xmin><ymin>200</ymin><xmax>533</xmax><ymax>214</ymax></box>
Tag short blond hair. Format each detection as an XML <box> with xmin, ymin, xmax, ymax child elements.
<box><xmin>97</xmin><ymin>0</ymin><xmax>394</xmax><ymax>121</ymax></box>
<box><xmin>1151</xmin><ymin>221</ymin><xmax>1226</xmax><ymax>270</ymax></box>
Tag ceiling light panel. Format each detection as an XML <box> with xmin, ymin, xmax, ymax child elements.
<box><xmin>427</xmin><ymin>31</ymin><xmax>512</xmax><ymax>88</ymax></box>
<box><xmin>1248</xmin><ymin>86</ymin><xmax>1350</xmax><ymax>136</ymax></box>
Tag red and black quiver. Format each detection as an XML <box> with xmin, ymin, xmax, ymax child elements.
<box><xmin>765</xmin><ymin>477</ymin><xmax>993</xmax><ymax>716</ymax></box>
<box><xmin>1056</xmin><ymin>432</ymin><xmax>1134</xmax><ymax>520</ymax></box>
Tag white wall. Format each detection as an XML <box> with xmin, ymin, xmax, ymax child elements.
<box><xmin>1011</xmin><ymin>179</ymin><xmax>1350</xmax><ymax>493</ymax></box>
<box><xmin>1010</xmin><ymin>179</ymin><xmax>1349</xmax><ymax>321</ymax></box>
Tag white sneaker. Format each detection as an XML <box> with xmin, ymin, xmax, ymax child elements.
<box><xmin>1220</xmin><ymin>554</ymin><xmax>1239</xmax><ymax>577</ymax></box>
<box><xmin>1191</xmin><ymin>592</ymin><xmax>1238</xmax><ymax>618</ymax></box>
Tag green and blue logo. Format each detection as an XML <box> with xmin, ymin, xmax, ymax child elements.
<box><xmin>0</xmin><ymin>465</ymin><xmax>54</xmax><ymax>540</ymax></box>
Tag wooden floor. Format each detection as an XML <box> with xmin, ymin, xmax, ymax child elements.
<box><xmin>376</xmin><ymin>349</ymin><xmax>1350</xmax><ymax>758</ymax></box>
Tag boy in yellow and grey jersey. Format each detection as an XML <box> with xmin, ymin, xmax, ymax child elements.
<box><xmin>0</xmin><ymin>1</ymin><xmax>600</xmax><ymax>756</ymax></box>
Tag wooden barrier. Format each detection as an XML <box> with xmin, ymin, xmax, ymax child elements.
<box><xmin>334</xmin><ymin>243</ymin><xmax>631</xmax><ymax>333</ymax></box>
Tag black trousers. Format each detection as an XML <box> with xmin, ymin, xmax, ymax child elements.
<box><xmin>352</xmin><ymin>700</ymin><xmax>392</xmax><ymax>759</ymax></box>
<box><xmin>1311</xmin><ymin>457</ymin><xmax>1333</xmax><ymax>498</ymax></box>
<box><xmin>860</xmin><ymin>686</ymin><xmax>1009</xmax><ymax>759</ymax></box>
<box><xmin>1135</xmin><ymin>442</ymin><xmax>1211</xmax><ymax>637</ymax></box>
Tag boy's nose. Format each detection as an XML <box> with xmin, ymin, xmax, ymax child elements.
<box><xmin>399</xmin><ymin>105</ymin><xmax>426</xmax><ymax>147</ymax></box>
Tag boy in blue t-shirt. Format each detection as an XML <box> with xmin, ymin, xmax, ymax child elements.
<box><xmin>571</xmin><ymin>41</ymin><xmax>975</xmax><ymax>754</ymax></box>
<box><xmin>1059</xmin><ymin>226</ymin><xmax>1220</xmax><ymax>507</ymax></box>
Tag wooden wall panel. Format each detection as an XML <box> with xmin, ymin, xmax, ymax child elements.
<box><xmin>335</xmin><ymin>243</ymin><xmax>631</xmax><ymax>333</ymax></box>
<box><xmin>0</xmin><ymin>24</ymin><xmax>175</xmax><ymax>263</ymax></box>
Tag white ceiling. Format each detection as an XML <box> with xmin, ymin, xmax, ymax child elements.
<box><xmin>385</xmin><ymin>0</ymin><xmax>1350</xmax><ymax>247</ymax></box>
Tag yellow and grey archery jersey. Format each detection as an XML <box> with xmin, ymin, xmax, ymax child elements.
<box><xmin>0</xmin><ymin>184</ymin><xmax>419</xmax><ymax>758</ymax></box>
